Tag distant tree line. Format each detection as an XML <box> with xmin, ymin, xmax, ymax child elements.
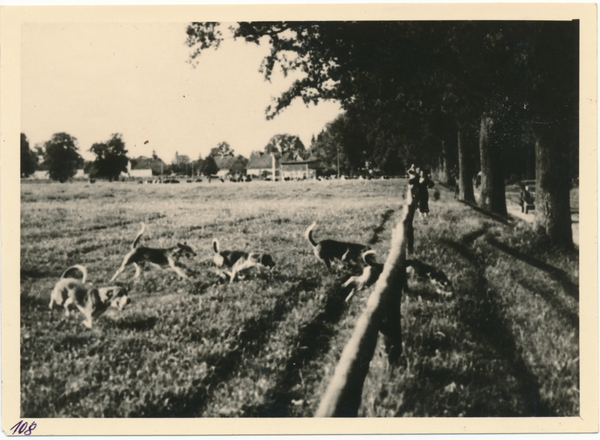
<box><xmin>20</xmin><ymin>132</ymin><xmax>330</xmax><ymax>180</ymax></box>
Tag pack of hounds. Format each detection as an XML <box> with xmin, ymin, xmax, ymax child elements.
<box><xmin>49</xmin><ymin>221</ymin><xmax>453</xmax><ymax>328</ymax></box>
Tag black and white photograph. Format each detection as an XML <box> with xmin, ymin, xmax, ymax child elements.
<box><xmin>2</xmin><ymin>2</ymin><xmax>597</xmax><ymax>436</ymax></box>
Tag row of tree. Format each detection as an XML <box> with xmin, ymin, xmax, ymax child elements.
<box><xmin>186</xmin><ymin>20</ymin><xmax>579</xmax><ymax>248</ymax></box>
<box><xmin>21</xmin><ymin>131</ymin><xmax>327</xmax><ymax>180</ymax></box>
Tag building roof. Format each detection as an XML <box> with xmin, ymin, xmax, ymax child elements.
<box><xmin>214</xmin><ymin>155</ymin><xmax>238</xmax><ymax>170</ymax></box>
<box><xmin>246</xmin><ymin>153</ymin><xmax>278</xmax><ymax>170</ymax></box>
<box><xmin>280</xmin><ymin>152</ymin><xmax>317</xmax><ymax>165</ymax></box>
<box><xmin>174</xmin><ymin>152</ymin><xmax>190</xmax><ymax>165</ymax></box>
<box><xmin>130</xmin><ymin>156</ymin><xmax>166</xmax><ymax>173</ymax></box>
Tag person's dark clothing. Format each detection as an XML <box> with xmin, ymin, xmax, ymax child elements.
<box><xmin>416</xmin><ymin>176</ymin><xmax>435</xmax><ymax>213</ymax></box>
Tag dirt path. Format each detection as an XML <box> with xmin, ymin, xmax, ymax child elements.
<box><xmin>506</xmin><ymin>205</ymin><xmax>579</xmax><ymax>247</ymax></box>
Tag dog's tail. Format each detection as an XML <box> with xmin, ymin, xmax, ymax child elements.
<box><xmin>131</xmin><ymin>222</ymin><xmax>146</xmax><ymax>249</ymax></box>
<box><xmin>361</xmin><ymin>250</ymin><xmax>379</xmax><ymax>267</ymax></box>
<box><xmin>212</xmin><ymin>238</ymin><xmax>220</xmax><ymax>254</ymax></box>
<box><xmin>60</xmin><ymin>264</ymin><xmax>88</xmax><ymax>283</ymax></box>
<box><xmin>305</xmin><ymin>222</ymin><xmax>318</xmax><ymax>247</ymax></box>
<box><xmin>341</xmin><ymin>248</ymin><xmax>350</xmax><ymax>262</ymax></box>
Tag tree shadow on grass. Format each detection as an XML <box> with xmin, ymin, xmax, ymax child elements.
<box><xmin>458</xmin><ymin>200</ymin><xmax>511</xmax><ymax>225</ymax></box>
<box><xmin>486</xmin><ymin>236</ymin><xmax>579</xmax><ymax>301</ymax></box>
<box><xmin>21</xmin><ymin>268</ymin><xmax>53</xmax><ymax>280</ymax></box>
<box><xmin>414</xmin><ymin>238</ymin><xmax>555</xmax><ymax>417</ymax></box>
<box><xmin>21</xmin><ymin>293</ymin><xmax>50</xmax><ymax>311</ymax></box>
<box><xmin>241</xmin><ymin>285</ymin><xmax>348</xmax><ymax>417</ymax></box>
<box><xmin>109</xmin><ymin>316</ymin><xmax>159</xmax><ymax>332</ymax></box>
<box><xmin>368</xmin><ymin>209</ymin><xmax>395</xmax><ymax>245</ymax></box>
<box><xmin>518</xmin><ymin>279</ymin><xmax>579</xmax><ymax>330</ymax></box>
<box><xmin>128</xmin><ymin>278</ymin><xmax>318</xmax><ymax>417</ymax></box>
<box><xmin>460</xmin><ymin>226</ymin><xmax>491</xmax><ymax>245</ymax></box>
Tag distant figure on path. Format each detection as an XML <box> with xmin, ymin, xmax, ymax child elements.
<box><xmin>416</xmin><ymin>169</ymin><xmax>435</xmax><ymax>219</ymax></box>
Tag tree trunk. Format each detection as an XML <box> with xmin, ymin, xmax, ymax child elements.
<box><xmin>478</xmin><ymin>113</ymin><xmax>507</xmax><ymax>215</ymax></box>
<box><xmin>457</xmin><ymin>130</ymin><xmax>475</xmax><ymax>202</ymax></box>
<box><xmin>533</xmin><ymin>124</ymin><xmax>573</xmax><ymax>248</ymax></box>
<box><xmin>528</xmin><ymin>20</ymin><xmax>577</xmax><ymax>249</ymax></box>
<box><xmin>436</xmin><ymin>140</ymin><xmax>454</xmax><ymax>185</ymax></box>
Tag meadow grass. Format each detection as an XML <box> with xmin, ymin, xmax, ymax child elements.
<box><xmin>20</xmin><ymin>179</ymin><xmax>579</xmax><ymax>417</ymax></box>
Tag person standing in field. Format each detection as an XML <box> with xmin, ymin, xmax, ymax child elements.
<box><xmin>407</xmin><ymin>164</ymin><xmax>420</xmax><ymax>205</ymax></box>
<box><xmin>416</xmin><ymin>169</ymin><xmax>435</xmax><ymax>220</ymax></box>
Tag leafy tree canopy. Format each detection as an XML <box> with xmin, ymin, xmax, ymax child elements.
<box><xmin>89</xmin><ymin>133</ymin><xmax>129</xmax><ymax>182</ymax></box>
<box><xmin>264</xmin><ymin>134</ymin><xmax>305</xmax><ymax>156</ymax></box>
<box><xmin>231</xmin><ymin>155</ymin><xmax>249</xmax><ymax>176</ymax></box>
<box><xmin>21</xmin><ymin>133</ymin><xmax>38</xmax><ymax>177</ymax></box>
<box><xmin>187</xmin><ymin>21</ymin><xmax>577</xmax><ymax>181</ymax></box>
<box><xmin>43</xmin><ymin>133</ymin><xmax>83</xmax><ymax>182</ymax></box>
<box><xmin>202</xmin><ymin>155</ymin><xmax>219</xmax><ymax>176</ymax></box>
<box><xmin>209</xmin><ymin>141</ymin><xmax>234</xmax><ymax>157</ymax></box>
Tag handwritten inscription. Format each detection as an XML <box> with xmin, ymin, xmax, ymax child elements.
<box><xmin>10</xmin><ymin>420</ymin><xmax>36</xmax><ymax>436</ymax></box>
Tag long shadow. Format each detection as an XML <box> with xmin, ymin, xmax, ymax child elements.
<box><xmin>241</xmin><ymin>285</ymin><xmax>348</xmax><ymax>417</ymax></box>
<box><xmin>458</xmin><ymin>200</ymin><xmax>510</xmax><ymax>225</ymax></box>
<box><xmin>127</xmin><ymin>278</ymin><xmax>317</xmax><ymax>417</ymax></box>
<box><xmin>517</xmin><ymin>279</ymin><xmax>579</xmax><ymax>330</ymax></box>
<box><xmin>24</xmin><ymin>214</ymin><xmax>169</xmax><ymax>242</ymax></box>
<box><xmin>460</xmin><ymin>226</ymin><xmax>491</xmax><ymax>245</ymax></box>
<box><xmin>486</xmin><ymin>236</ymin><xmax>579</xmax><ymax>301</ymax></box>
<box><xmin>242</xmin><ymin>210</ymin><xmax>396</xmax><ymax>416</ymax></box>
<box><xmin>110</xmin><ymin>316</ymin><xmax>159</xmax><ymax>332</ymax></box>
<box><xmin>82</xmin><ymin>214</ymin><xmax>167</xmax><ymax>233</ymax></box>
<box><xmin>20</xmin><ymin>268</ymin><xmax>53</xmax><ymax>280</ymax></box>
<box><xmin>423</xmin><ymin>238</ymin><xmax>555</xmax><ymax>416</ymax></box>
<box><xmin>368</xmin><ymin>209</ymin><xmax>395</xmax><ymax>245</ymax></box>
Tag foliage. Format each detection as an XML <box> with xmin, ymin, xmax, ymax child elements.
<box><xmin>187</xmin><ymin>20</ymin><xmax>578</xmax><ymax>246</ymax></box>
<box><xmin>89</xmin><ymin>134</ymin><xmax>129</xmax><ymax>182</ymax></box>
<box><xmin>201</xmin><ymin>156</ymin><xmax>218</xmax><ymax>176</ymax></box>
<box><xmin>209</xmin><ymin>141</ymin><xmax>234</xmax><ymax>157</ymax></box>
<box><xmin>230</xmin><ymin>155</ymin><xmax>249</xmax><ymax>176</ymax></box>
<box><xmin>186</xmin><ymin>21</ymin><xmax>576</xmax><ymax>177</ymax></box>
<box><xmin>264</xmin><ymin>134</ymin><xmax>305</xmax><ymax>156</ymax></box>
<box><xmin>42</xmin><ymin>133</ymin><xmax>83</xmax><ymax>182</ymax></box>
<box><xmin>20</xmin><ymin>180</ymin><xmax>579</xmax><ymax>417</ymax></box>
<box><xmin>21</xmin><ymin>133</ymin><xmax>38</xmax><ymax>177</ymax></box>
<box><xmin>309</xmin><ymin>114</ymin><xmax>366</xmax><ymax>176</ymax></box>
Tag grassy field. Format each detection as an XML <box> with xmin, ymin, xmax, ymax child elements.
<box><xmin>20</xmin><ymin>178</ymin><xmax>579</xmax><ymax>417</ymax></box>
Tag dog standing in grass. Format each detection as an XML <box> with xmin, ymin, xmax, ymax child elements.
<box><xmin>212</xmin><ymin>238</ymin><xmax>276</xmax><ymax>282</ymax></box>
<box><xmin>110</xmin><ymin>222</ymin><xmax>196</xmax><ymax>282</ymax></box>
<box><xmin>405</xmin><ymin>259</ymin><xmax>453</xmax><ymax>296</ymax></box>
<box><xmin>305</xmin><ymin>221</ymin><xmax>368</xmax><ymax>272</ymax></box>
<box><xmin>49</xmin><ymin>265</ymin><xmax>130</xmax><ymax>328</ymax></box>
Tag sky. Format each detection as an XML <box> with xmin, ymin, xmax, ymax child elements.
<box><xmin>21</xmin><ymin>22</ymin><xmax>342</xmax><ymax>163</ymax></box>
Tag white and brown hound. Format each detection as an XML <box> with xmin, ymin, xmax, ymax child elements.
<box><xmin>212</xmin><ymin>239</ymin><xmax>276</xmax><ymax>282</ymax></box>
<box><xmin>110</xmin><ymin>222</ymin><xmax>196</xmax><ymax>282</ymax></box>
<box><xmin>305</xmin><ymin>221</ymin><xmax>368</xmax><ymax>272</ymax></box>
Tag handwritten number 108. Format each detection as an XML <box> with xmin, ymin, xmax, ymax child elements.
<box><xmin>10</xmin><ymin>420</ymin><xmax>36</xmax><ymax>436</ymax></box>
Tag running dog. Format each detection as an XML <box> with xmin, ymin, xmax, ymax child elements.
<box><xmin>342</xmin><ymin>250</ymin><xmax>384</xmax><ymax>303</ymax></box>
<box><xmin>49</xmin><ymin>265</ymin><xmax>130</xmax><ymax>328</ymax></box>
<box><xmin>110</xmin><ymin>222</ymin><xmax>196</xmax><ymax>282</ymax></box>
<box><xmin>305</xmin><ymin>222</ymin><xmax>368</xmax><ymax>271</ymax></box>
<box><xmin>405</xmin><ymin>259</ymin><xmax>453</xmax><ymax>296</ymax></box>
<box><xmin>212</xmin><ymin>239</ymin><xmax>276</xmax><ymax>282</ymax></box>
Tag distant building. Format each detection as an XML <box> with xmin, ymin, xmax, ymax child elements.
<box><xmin>280</xmin><ymin>152</ymin><xmax>318</xmax><ymax>180</ymax></box>
<box><xmin>129</xmin><ymin>155</ymin><xmax>167</xmax><ymax>178</ymax></box>
<box><xmin>213</xmin><ymin>155</ymin><xmax>238</xmax><ymax>179</ymax></box>
<box><xmin>173</xmin><ymin>151</ymin><xmax>190</xmax><ymax>165</ymax></box>
<box><xmin>30</xmin><ymin>170</ymin><xmax>49</xmax><ymax>180</ymax></box>
<box><xmin>246</xmin><ymin>153</ymin><xmax>279</xmax><ymax>179</ymax></box>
